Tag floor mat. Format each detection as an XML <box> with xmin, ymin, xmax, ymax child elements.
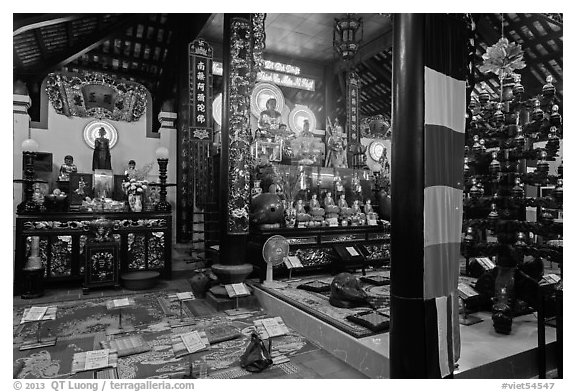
<box><xmin>14</xmin><ymin>295</ymin><xmax>319</xmax><ymax>379</ymax></box>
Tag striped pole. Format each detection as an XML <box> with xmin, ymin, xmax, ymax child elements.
<box><xmin>390</xmin><ymin>13</ymin><xmax>467</xmax><ymax>378</ymax></box>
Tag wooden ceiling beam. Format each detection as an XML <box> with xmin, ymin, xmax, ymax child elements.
<box><xmin>18</xmin><ymin>14</ymin><xmax>148</xmax><ymax>78</ymax></box>
<box><xmin>13</xmin><ymin>14</ymin><xmax>84</xmax><ymax>36</ymax></box>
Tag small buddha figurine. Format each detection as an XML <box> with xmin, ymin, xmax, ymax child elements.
<box><xmin>295</xmin><ymin>199</ymin><xmax>306</xmax><ymax>214</ymax></box>
<box><xmin>364</xmin><ymin>199</ymin><xmax>374</xmax><ymax>214</ymax></box>
<box><xmin>351</xmin><ymin>200</ymin><xmax>361</xmax><ymax>215</ymax></box>
<box><xmin>337</xmin><ymin>194</ymin><xmax>348</xmax><ymax>209</ymax></box>
<box><xmin>124</xmin><ymin>160</ymin><xmax>136</xmax><ymax>180</ymax></box>
<box><xmin>300</xmin><ymin>119</ymin><xmax>313</xmax><ymax>138</ymax></box>
<box><xmin>324</xmin><ymin>192</ymin><xmax>335</xmax><ymax>207</ymax></box>
<box><xmin>309</xmin><ymin>194</ymin><xmax>321</xmax><ymax>209</ymax></box>
<box><xmin>258</xmin><ymin>98</ymin><xmax>282</xmax><ymax>132</ymax></box>
<box><xmin>58</xmin><ymin>155</ymin><xmax>77</xmax><ymax>181</ymax></box>
<box><xmin>334</xmin><ymin>172</ymin><xmax>344</xmax><ymax>194</ymax></box>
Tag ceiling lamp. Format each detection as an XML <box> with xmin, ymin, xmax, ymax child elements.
<box><xmin>333</xmin><ymin>14</ymin><xmax>363</xmax><ymax>63</ymax></box>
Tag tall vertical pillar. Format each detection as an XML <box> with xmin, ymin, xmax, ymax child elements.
<box><xmin>213</xmin><ymin>14</ymin><xmax>253</xmax><ymax>284</ymax></box>
<box><xmin>13</xmin><ymin>84</ymin><xmax>32</xmax><ymax>213</ymax></box>
<box><xmin>390</xmin><ymin>13</ymin><xmax>468</xmax><ymax>378</ymax></box>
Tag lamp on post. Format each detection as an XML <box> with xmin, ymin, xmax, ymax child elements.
<box><xmin>333</xmin><ymin>14</ymin><xmax>363</xmax><ymax>64</ymax></box>
<box><xmin>17</xmin><ymin>138</ymin><xmax>40</xmax><ymax>214</ymax></box>
<box><xmin>155</xmin><ymin>146</ymin><xmax>171</xmax><ymax>212</ymax></box>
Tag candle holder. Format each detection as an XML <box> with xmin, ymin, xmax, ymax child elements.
<box><xmin>155</xmin><ymin>158</ymin><xmax>171</xmax><ymax>212</ymax></box>
<box><xmin>154</xmin><ymin>146</ymin><xmax>172</xmax><ymax>212</ymax></box>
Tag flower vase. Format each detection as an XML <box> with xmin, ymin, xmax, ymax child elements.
<box><xmin>129</xmin><ymin>194</ymin><xmax>143</xmax><ymax>212</ymax></box>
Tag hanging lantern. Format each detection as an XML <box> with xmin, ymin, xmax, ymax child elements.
<box><xmin>488</xmin><ymin>203</ymin><xmax>500</xmax><ymax>222</ymax></box>
<box><xmin>502</xmin><ymin>76</ymin><xmax>515</xmax><ymax>101</ymax></box>
<box><xmin>512</xmin><ymin>177</ymin><xmax>525</xmax><ymax>198</ymax></box>
<box><xmin>333</xmin><ymin>14</ymin><xmax>363</xmax><ymax>63</ymax></box>
<box><xmin>464</xmin><ymin>226</ymin><xmax>475</xmax><ymax>245</ymax></box>
<box><xmin>464</xmin><ymin>156</ymin><xmax>471</xmax><ymax>178</ymax></box>
<box><xmin>469</xmin><ymin>178</ymin><xmax>481</xmax><ymax>198</ymax></box>
<box><xmin>478</xmin><ymin>83</ymin><xmax>491</xmax><ymax>105</ymax></box>
<box><xmin>542</xmin><ymin>75</ymin><xmax>556</xmax><ymax>97</ymax></box>
<box><xmin>546</xmin><ymin>126</ymin><xmax>560</xmax><ymax>153</ymax></box>
<box><xmin>513</xmin><ymin>74</ymin><xmax>524</xmax><ymax>97</ymax></box>
<box><xmin>537</xmin><ymin>150</ymin><xmax>549</xmax><ymax>175</ymax></box>
<box><xmin>514</xmin><ymin>126</ymin><xmax>525</xmax><ymax>149</ymax></box>
<box><xmin>540</xmin><ymin>210</ymin><xmax>554</xmax><ymax>225</ymax></box>
<box><xmin>554</xmin><ymin>179</ymin><xmax>563</xmax><ymax>203</ymax></box>
<box><xmin>494</xmin><ymin>103</ymin><xmax>505</xmax><ymax>123</ymax></box>
<box><xmin>532</xmin><ymin>99</ymin><xmax>544</xmax><ymax>121</ymax></box>
<box><xmin>489</xmin><ymin>151</ymin><xmax>501</xmax><ymax>174</ymax></box>
<box><xmin>550</xmin><ymin>105</ymin><xmax>562</xmax><ymax>126</ymax></box>
<box><xmin>515</xmin><ymin>232</ymin><xmax>527</xmax><ymax>247</ymax></box>
<box><xmin>472</xmin><ymin>135</ymin><xmax>482</xmax><ymax>153</ymax></box>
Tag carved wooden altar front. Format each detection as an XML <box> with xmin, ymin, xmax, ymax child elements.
<box><xmin>14</xmin><ymin>211</ymin><xmax>172</xmax><ymax>294</ymax></box>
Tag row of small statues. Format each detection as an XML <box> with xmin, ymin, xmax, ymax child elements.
<box><xmin>288</xmin><ymin>193</ymin><xmax>378</xmax><ymax>222</ymax></box>
<box><xmin>292</xmin><ymin>193</ymin><xmax>374</xmax><ymax>213</ymax></box>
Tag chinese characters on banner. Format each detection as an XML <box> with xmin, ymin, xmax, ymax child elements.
<box><xmin>177</xmin><ymin>39</ymin><xmax>215</xmax><ymax>241</ymax></box>
<box><xmin>188</xmin><ymin>39</ymin><xmax>213</xmax><ymax>140</ymax></box>
<box><xmin>346</xmin><ymin>71</ymin><xmax>361</xmax><ymax>144</ymax></box>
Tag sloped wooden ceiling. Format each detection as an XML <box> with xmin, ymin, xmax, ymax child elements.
<box><xmin>13</xmin><ymin>13</ymin><xmax>562</xmax><ymax>122</ymax></box>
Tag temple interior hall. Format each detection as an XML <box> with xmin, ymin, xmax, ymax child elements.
<box><xmin>11</xmin><ymin>12</ymin><xmax>563</xmax><ymax>382</ymax></box>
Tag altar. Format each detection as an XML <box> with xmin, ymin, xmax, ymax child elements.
<box><xmin>14</xmin><ymin>211</ymin><xmax>172</xmax><ymax>295</ymax></box>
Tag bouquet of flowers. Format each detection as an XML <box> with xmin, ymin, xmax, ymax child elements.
<box><xmin>122</xmin><ymin>178</ymin><xmax>148</xmax><ymax>195</ymax></box>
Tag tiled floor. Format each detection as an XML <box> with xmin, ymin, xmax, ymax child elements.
<box><xmin>13</xmin><ymin>272</ymin><xmax>368</xmax><ymax>379</ymax></box>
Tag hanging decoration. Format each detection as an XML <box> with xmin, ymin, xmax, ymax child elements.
<box><xmin>333</xmin><ymin>14</ymin><xmax>363</xmax><ymax>63</ymax></box>
<box><xmin>45</xmin><ymin>72</ymin><xmax>148</xmax><ymax>122</ymax></box>
<box><xmin>177</xmin><ymin>39</ymin><xmax>215</xmax><ymax>241</ymax></box>
<box><xmin>478</xmin><ymin>38</ymin><xmax>526</xmax><ymax>79</ymax></box>
<box><xmin>346</xmin><ymin>71</ymin><xmax>366</xmax><ymax>168</ymax></box>
<box><xmin>227</xmin><ymin>17</ymin><xmax>254</xmax><ymax>233</ymax></box>
<box><xmin>188</xmin><ymin>38</ymin><xmax>214</xmax><ymax>141</ymax></box>
<box><xmin>360</xmin><ymin>114</ymin><xmax>391</xmax><ymax>139</ymax></box>
<box><xmin>463</xmin><ymin>17</ymin><xmax>562</xmax><ymax>335</ymax></box>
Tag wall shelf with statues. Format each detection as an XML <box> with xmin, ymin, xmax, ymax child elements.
<box><xmin>14</xmin><ymin>211</ymin><xmax>172</xmax><ymax>295</ymax></box>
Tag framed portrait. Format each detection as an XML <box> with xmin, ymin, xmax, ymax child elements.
<box><xmin>255</xmin><ymin>141</ymin><xmax>283</xmax><ymax>162</ymax></box>
<box><xmin>69</xmin><ymin>173</ymin><xmax>93</xmax><ymax>205</ymax></box>
<box><xmin>94</xmin><ymin>169</ymin><xmax>114</xmax><ymax>199</ymax></box>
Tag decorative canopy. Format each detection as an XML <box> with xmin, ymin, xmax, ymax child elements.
<box><xmin>45</xmin><ymin>71</ymin><xmax>148</xmax><ymax>122</ymax></box>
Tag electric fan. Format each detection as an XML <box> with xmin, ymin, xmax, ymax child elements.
<box><xmin>262</xmin><ymin>235</ymin><xmax>289</xmax><ymax>288</ymax></box>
